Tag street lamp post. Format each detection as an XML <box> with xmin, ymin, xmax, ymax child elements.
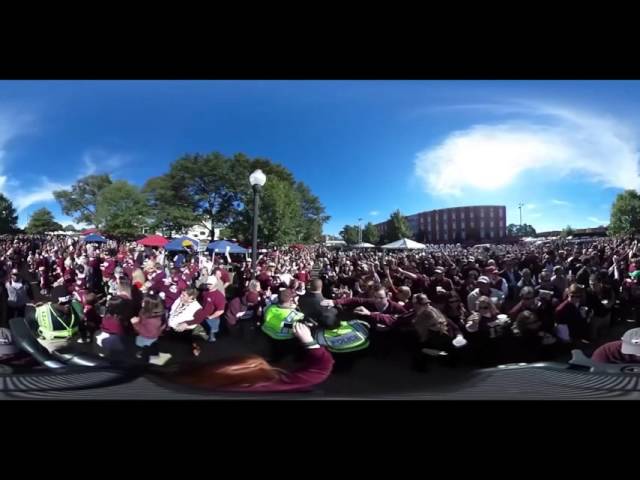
<box><xmin>358</xmin><ymin>218</ymin><xmax>363</xmax><ymax>244</ymax></box>
<box><xmin>518</xmin><ymin>202</ymin><xmax>524</xmax><ymax>236</ymax></box>
<box><xmin>249</xmin><ymin>169</ymin><xmax>267</xmax><ymax>279</ymax></box>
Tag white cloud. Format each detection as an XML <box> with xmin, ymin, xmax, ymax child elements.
<box><xmin>525</xmin><ymin>203</ymin><xmax>536</xmax><ymax>210</ymax></box>
<box><xmin>14</xmin><ymin>178</ymin><xmax>70</xmax><ymax>212</ymax></box>
<box><xmin>414</xmin><ymin>103</ymin><xmax>640</xmax><ymax>196</ymax></box>
<box><xmin>551</xmin><ymin>199</ymin><xmax>571</xmax><ymax>206</ymax></box>
<box><xmin>588</xmin><ymin>216</ymin><xmax>608</xmax><ymax>225</ymax></box>
<box><xmin>81</xmin><ymin>150</ymin><xmax>127</xmax><ymax>177</ymax></box>
<box><xmin>0</xmin><ymin>108</ymin><xmax>33</xmax><ymax>195</ymax></box>
<box><xmin>528</xmin><ymin>212</ymin><xmax>543</xmax><ymax>218</ymax></box>
<box><xmin>369</xmin><ymin>210</ymin><xmax>380</xmax><ymax>216</ymax></box>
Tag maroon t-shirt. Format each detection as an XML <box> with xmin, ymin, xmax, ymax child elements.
<box><xmin>592</xmin><ymin>341</ymin><xmax>640</xmax><ymax>364</ymax></box>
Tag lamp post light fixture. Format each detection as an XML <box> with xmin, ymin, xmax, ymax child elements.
<box><xmin>249</xmin><ymin>169</ymin><xmax>267</xmax><ymax>279</ymax></box>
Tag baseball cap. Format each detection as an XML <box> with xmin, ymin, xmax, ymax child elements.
<box><xmin>51</xmin><ymin>286</ymin><xmax>72</xmax><ymax>305</ymax></box>
<box><xmin>621</xmin><ymin>328</ymin><xmax>640</xmax><ymax>355</ymax></box>
<box><xmin>434</xmin><ymin>267</ymin><xmax>444</xmax><ymax>274</ymax></box>
<box><xmin>477</xmin><ymin>276</ymin><xmax>491</xmax><ymax>285</ymax></box>
<box><xmin>484</xmin><ymin>266</ymin><xmax>498</xmax><ymax>275</ymax></box>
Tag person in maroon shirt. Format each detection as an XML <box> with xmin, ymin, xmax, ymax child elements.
<box><xmin>168</xmin><ymin>322</ymin><xmax>334</xmax><ymax>393</ymax></box>
<box><xmin>555</xmin><ymin>283</ymin><xmax>591</xmax><ymax>344</ymax></box>
<box><xmin>295</xmin><ymin>264</ymin><xmax>310</xmax><ymax>285</ymax></box>
<box><xmin>332</xmin><ymin>286</ymin><xmax>407</xmax><ymax>327</ymax></box>
<box><xmin>426</xmin><ymin>267</ymin><xmax>453</xmax><ymax>303</ymax></box>
<box><xmin>257</xmin><ymin>265</ymin><xmax>275</xmax><ymax>292</ymax></box>
<box><xmin>190</xmin><ymin>276</ymin><xmax>226</xmax><ymax>343</ymax></box>
<box><xmin>592</xmin><ymin>328</ymin><xmax>640</xmax><ymax>364</ymax></box>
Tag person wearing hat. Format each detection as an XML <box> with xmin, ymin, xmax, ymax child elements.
<box><xmin>554</xmin><ymin>283</ymin><xmax>591</xmax><ymax>343</ymax></box>
<box><xmin>193</xmin><ymin>276</ymin><xmax>226</xmax><ymax>343</ymax></box>
<box><xmin>466</xmin><ymin>276</ymin><xmax>505</xmax><ymax>313</ymax></box>
<box><xmin>592</xmin><ymin>328</ymin><xmax>640</xmax><ymax>364</ymax></box>
<box><xmin>5</xmin><ymin>268</ymin><xmax>33</xmax><ymax>319</ymax></box>
<box><xmin>426</xmin><ymin>267</ymin><xmax>453</xmax><ymax>302</ymax></box>
<box><xmin>225</xmin><ymin>290</ymin><xmax>262</xmax><ymax>341</ymax></box>
<box><xmin>484</xmin><ymin>266</ymin><xmax>508</xmax><ymax>297</ymax></box>
<box><xmin>25</xmin><ymin>285</ymin><xmax>84</xmax><ymax>352</ymax></box>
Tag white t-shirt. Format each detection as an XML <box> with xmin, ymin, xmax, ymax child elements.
<box><xmin>168</xmin><ymin>299</ymin><xmax>203</xmax><ymax>329</ymax></box>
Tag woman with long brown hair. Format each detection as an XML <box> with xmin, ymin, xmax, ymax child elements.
<box><xmin>168</xmin><ymin>323</ymin><xmax>334</xmax><ymax>392</ymax></box>
<box><xmin>412</xmin><ymin>305</ymin><xmax>468</xmax><ymax>370</ymax></box>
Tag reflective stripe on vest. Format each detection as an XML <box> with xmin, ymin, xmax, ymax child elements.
<box><xmin>261</xmin><ymin>305</ymin><xmax>304</xmax><ymax>340</ymax></box>
<box><xmin>315</xmin><ymin>320</ymin><xmax>370</xmax><ymax>353</ymax></box>
<box><xmin>36</xmin><ymin>303</ymin><xmax>80</xmax><ymax>341</ymax></box>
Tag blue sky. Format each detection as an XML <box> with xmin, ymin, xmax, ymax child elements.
<box><xmin>0</xmin><ymin>80</ymin><xmax>638</xmax><ymax>234</ymax></box>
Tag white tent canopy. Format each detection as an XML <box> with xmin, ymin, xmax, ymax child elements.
<box><xmin>352</xmin><ymin>242</ymin><xmax>375</xmax><ymax>248</ymax></box>
<box><xmin>381</xmin><ymin>238</ymin><xmax>426</xmax><ymax>250</ymax></box>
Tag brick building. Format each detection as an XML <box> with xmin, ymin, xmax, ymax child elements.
<box><xmin>375</xmin><ymin>205</ymin><xmax>507</xmax><ymax>243</ymax></box>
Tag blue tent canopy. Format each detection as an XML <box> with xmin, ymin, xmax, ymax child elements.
<box><xmin>82</xmin><ymin>233</ymin><xmax>107</xmax><ymax>243</ymax></box>
<box><xmin>207</xmin><ymin>240</ymin><xmax>248</xmax><ymax>254</ymax></box>
<box><xmin>165</xmin><ymin>236</ymin><xmax>199</xmax><ymax>252</ymax></box>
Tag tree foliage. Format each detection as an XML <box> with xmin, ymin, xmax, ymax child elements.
<box><xmin>95</xmin><ymin>180</ymin><xmax>148</xmax><ymax>238</ymax></box>
<box><xmin>560</xmin><ymin>225</ymin><xmax>575</xmax><ymax>238</ymax></box>
<box><xmin>340</xmin><ymin>225</ymin><xmax>360</xmax><ymax>245</ymax></box>
<box><xmin>609</xmin><ymin>190</ymin><xmax>640</xmax><ymax>237</ymax></box>
<box><xmin>53</xmin><ymin>174</ymin><xmax>113</xmax><ymax>226</ymax></box>
<box><xmin>25</xmin><ymin>208</ymin><xmax>62</xmax><ymax>234</ymax></box>
<box><xmin>362</xmin><ymin>222</ymin><xmax>379</xmax><ymax>244</ymax></box>
<box><xmin>507</xmin><ymin>223</ymin><xmax>537</xmax><ymax>237</ymax></box>
<box><xmin>0</xmin><ymin>193</ymin><xmax>18</xmax><ymax>234</ymax></box>
<box><xmin>385</xmin><ymin>210</ymin><xmax>412</xmax><ymax>241</ymax></box>
<box><xmin>225</xmin><ymin>154</ymin><xmax>329</xmax><ymax>245</ymax></box>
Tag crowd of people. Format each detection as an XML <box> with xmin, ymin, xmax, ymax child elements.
<box><xmin>1</xmin><ymin>233</ymin><xmax>640</xmax><ymax>392</ymax></box>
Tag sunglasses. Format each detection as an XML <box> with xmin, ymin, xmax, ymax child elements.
<box><xmin>479</xmin><ymin>305</ymin><xmax>491</xmax><ymax>310</ymax></box>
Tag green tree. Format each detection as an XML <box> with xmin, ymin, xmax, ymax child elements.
<box><xmin>340</xmin><ymin>225</ymin><xmax>360</xmax><ymax>245</ymax></box>
<box><xmin>228</xmin><ymin>155</ymin><xmax>329</xmax><ymax>244</ymax></box>
<box><xmin>507</xmin><ymin>223</ymin><xmax>519</xmax><ymax>236</ymax></box>
<box><xmin>609</xmin><ymin>190</ymin><xmax>640</xmax><ymax>237</ymax></box>
<box><xmin>142</xmin><ymin>175</ymin><xmax>197</xmax><ymax>236</ymax></box>
<box><xmin>386</xmin><ymin>209</ymin><xmax>412</xmax><ymax>241</ymax></box>
<box><xmin>94</xmin><ymin>180</ymin><xmax>148</xmax><ymax>238</ymax></box>
<box><xmin>163</xmin><ymin>152</ymin><xmax>247</xmax><ymax>240</ymax></box>
<box><xmin>53</xmin><ymin>174</ymin><xmax>113</xmax><ymax>226</ymax></box>
<box><xmin>63</xmin><ymin>224</ymin><xmax>77</xmax><ymax>232</ymax></box>
<box><xmin>25</xmin><ymin>208</ymin><xmax>63</xmax><ymax>234</ymax></box>
<box><xmin>507</xmin><ymin>223</ymin><xmax>536</xmax><ymax>237</ymax></box>
<box><xmin>560</xmin><ymin>225</ymin><xmax>575</xmax><ymax>239</ymax></box>
<box><xmin>362</xmin><ymin>222</ymin><xmax>380</xmax><ymax>244</ymax></box>
<box><xmin>294</xmin><ymin>182</ymin><xmax>331</xmax><ymax>243</ymax></box>
<box><xmin>519</xmin><ymin>224</ymin><xmax>537</xmax><ymax>237</ymax></box>
<box><xmin>227</xmin><ymin>175</ymin><xmax>305</xmax><ymax>246</ymax></box>
<box><xmin>0</xmin><ymin>193</ymin><xmax>18</xmax><ymax>234</ymax></box>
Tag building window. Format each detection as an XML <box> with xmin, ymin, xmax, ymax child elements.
<box><xmin>470</xmin><ymin>222</ymin><xmax>475</xmax><ymax>228</ymax></box>
<box><xmin>480</xmin><ymin>208</ymin><xmax>485</xmax><ymax>217</ymax></box>
<box><xmin>461</xmin><ymin>231</ymin><xmax>466</xmax><ymax>240</ymax></box>
<box><xmin>490</xmin><ymin>209</ymin><xmax>494</xmax><ymax>217</ymax></box>
<box><xmin>461</xmin><ymin>211</ymin><xmax>465</xmax><ymax>219</ymax></box>
<box><xmin>499</xmin><ymin>209</ymin><xmax>504</xmax><ymax>218</ymax></box>
<box><xmin>489</xmin><ymin>231</ymin><xmax>494</xmax><ymax>238</ymax></box>
<box><xmin>427</xmin><ymin>225</ymin><xmax>431</xmax><ymax>231</ymax></box>
<box><xmin>470</xmin><ymin>211</ymin><xmax>474</xmax><ymax>218</ymax></box>
<box><xmin>480</xmin><ymin>221</ymin><xmax>485</xmax><ymax>228</ymax></box>
<box><xmin>490</xmin><ymin>221</ymin><xmax>494</xmax><ymax>228</ymax></box>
